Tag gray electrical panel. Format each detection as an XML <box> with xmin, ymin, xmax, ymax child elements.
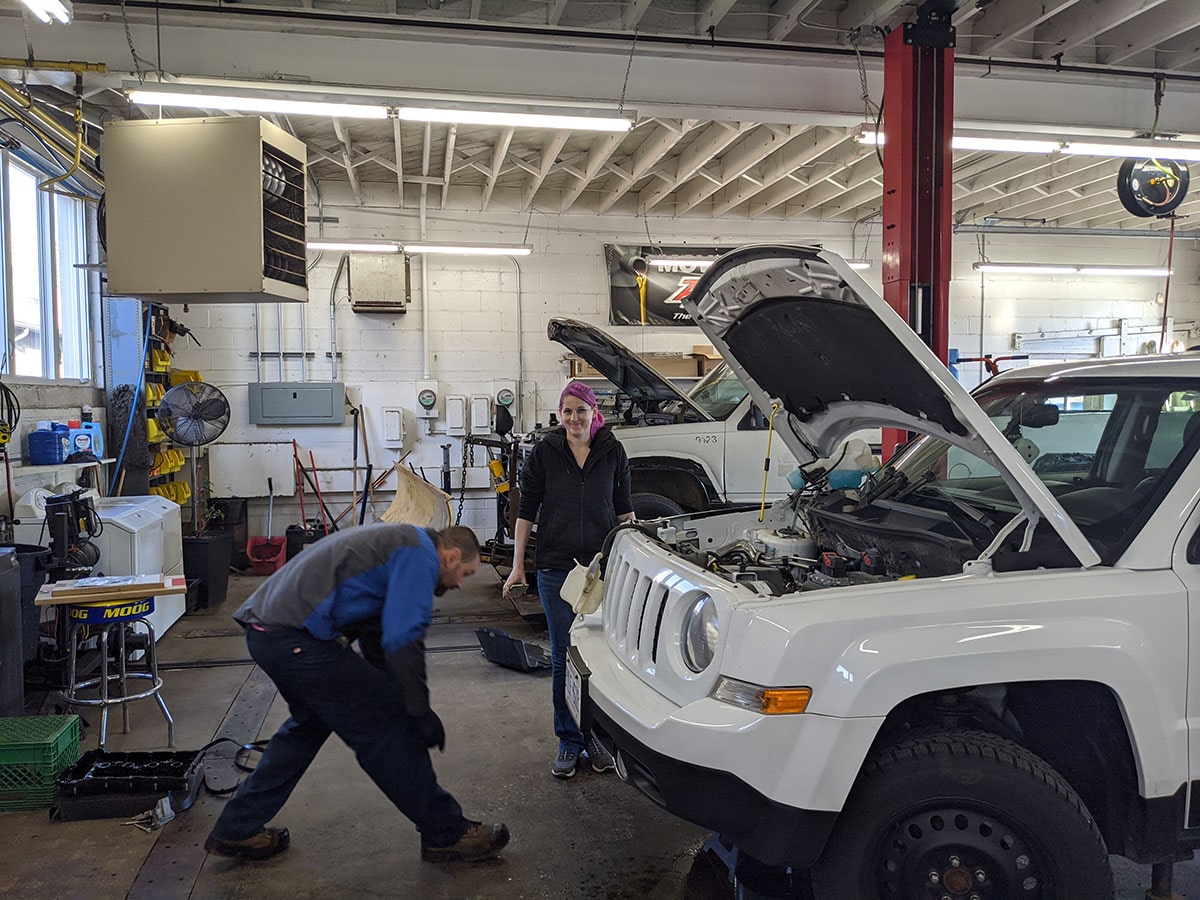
<box><xmin>249</xmin><ymin>382</ymin><xmax>346</xmax><ymax>425</ymax></box>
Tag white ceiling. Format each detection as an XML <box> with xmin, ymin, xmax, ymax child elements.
<box><xmin>5</xmin><ymin>0</ymin><xmax>1200</xmax><ymax>229</ymax></box>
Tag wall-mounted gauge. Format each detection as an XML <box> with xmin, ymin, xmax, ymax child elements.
<box><xmin>416</xmin><ymin>380</ymin><xmax>439</xmax><ymax>419</ymax></box>
<box><xmin>496</xmin><ymin>387</ymin><xmax>515</xmax><ymax>408</ymax></box>
<box><xmin>1116</xmin><ymin>158</ymin><xmax>1189</xmax><ymax>217</ymax></box>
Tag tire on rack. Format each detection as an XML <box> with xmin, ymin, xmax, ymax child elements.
<box><xmin>631</xmin><ymin>492</ymin><xmax>685</xmax><ymax>520</ymax></box>
<box><xmin>810</xmin><ymin>729</ymin><xmax>1113</xmax><ymax>900</ymax></box>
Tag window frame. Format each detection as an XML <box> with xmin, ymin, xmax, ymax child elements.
<box><xmin>0</xmin><ymin>150</ymin><xmax>96</xmax><ymax>384</ymax></box>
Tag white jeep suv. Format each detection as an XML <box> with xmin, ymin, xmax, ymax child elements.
<box><xmin>568</xmin><ymin>245</ymin><xmax>1200</xmax><ymax>899</ymax></box>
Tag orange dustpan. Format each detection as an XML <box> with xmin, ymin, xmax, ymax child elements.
<box><xmin>247</xmin><ymin>477</ymin><xmax>286</xmax><ymax>575</ymax></box>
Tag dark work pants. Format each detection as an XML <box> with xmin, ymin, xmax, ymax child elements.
<box><xmin>537</xmin><ymin>568</ymin><xmax>585</xmax><ymax>753</ymax></box>
<box><xmin>212</xmin><ymin>625</ymin><xmax>468</xmax><ymax>848</ymax></box>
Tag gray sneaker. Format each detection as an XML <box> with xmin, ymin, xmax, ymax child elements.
<box><xmin>551</xmin><ymin>747</ymin><xmax>580</xmax><ymax>779</ymax></box>
<box><xmin>585</xmin><ymin>734</ymin><xmax>616</xmax><ymax>773</ymax></box>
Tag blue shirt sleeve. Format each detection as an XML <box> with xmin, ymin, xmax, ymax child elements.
<box><xmin>380</xmin><ymin>535</ymin><xmax>439</xmax><ymax>654</ymax></box>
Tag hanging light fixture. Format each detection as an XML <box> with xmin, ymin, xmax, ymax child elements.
<box><xmin>402</xmin><ymin>242</ymin><xmax>532</xmax><ymax>256</ymax></box>
<box><xmin>19</xmin><ymin>0</ymin><xmax>71</xmax><ymax>23</ymax></box>
<box><xmin>973</xmin><ymin>262</ymin><xmax>1172</xmax><ymax>277</ymax></box>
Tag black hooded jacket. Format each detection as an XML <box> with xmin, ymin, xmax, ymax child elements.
<box><xmin>516</xmin><ymin>425</ymin><xmax>634</xmax><ymax>571</ymax></box>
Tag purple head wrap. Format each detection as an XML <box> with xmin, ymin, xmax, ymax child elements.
<box><xmin>559</xmin><ymin>381</ymin><xmax>605</xmax><ymax>439</ymax></box>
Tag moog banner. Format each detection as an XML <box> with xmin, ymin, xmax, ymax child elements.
<box><xmin>604</xmin><ymin>244</ymin><xmax>729</xmax><ymax>327</ymax></box>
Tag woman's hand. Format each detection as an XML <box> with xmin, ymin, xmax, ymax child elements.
<box><xmin>502</xmin><ymin>567</ymin><xmax>527</xmax><ymax>599</ymax></box>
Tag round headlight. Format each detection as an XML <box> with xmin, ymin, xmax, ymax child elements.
<box><xmin>681</xmin><ymin>593</ymin><xmax>719</xmax><ymax>673</ymax></box>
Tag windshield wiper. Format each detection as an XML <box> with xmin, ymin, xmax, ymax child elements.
<box><xmin>909</xmin><ymin>483</ymin><xmax>995</xmax><ymax>528</ymax></box>
<box><xmin>861</xmin><ymin>466</ymin><xmax>909</xmax><ymax>503</ymax></box>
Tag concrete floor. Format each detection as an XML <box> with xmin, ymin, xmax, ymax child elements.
<box><xmin>0</xmin><ymin>567</ymin><xmax>1198</xmax><ymax>899</ymax></box>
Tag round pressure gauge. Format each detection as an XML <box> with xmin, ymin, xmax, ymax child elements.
<box><xmin>418</xmin><ymin>388</ymin><xmax>438</xmax><ymax>409</ymax></box>
<box><xmin>496</xmin><ymin>388</ymin><xmax>515</xmax><ymax>408</ymax></box>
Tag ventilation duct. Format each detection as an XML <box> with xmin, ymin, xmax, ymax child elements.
<box><xmin>103</xmin><ymin>116</ymin><xmax>308</xmax><ymax>304</ymax></box>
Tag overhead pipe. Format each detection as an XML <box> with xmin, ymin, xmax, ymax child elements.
<box><xmin>0</xmin><ymin>79</ymin><xmax>100</xmax><ymax>161</ymax></box>
<box><xmin>328</xmin><ymin>252</ymin><xmax>350</xmax><ymax>381</ymax></box>
<box><xmin>420</xmin><ymin>122</ymin><xmax>431</xmax><ymax>379</ymax></box>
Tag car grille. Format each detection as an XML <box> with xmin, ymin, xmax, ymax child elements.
<box><xmin>600</xmin><ymin>531</ymin><xmax>732</xmax><ymax>704</ymax></box>
<box><xmin>605</xmin><ymin>554</ymin><xmax>672</xmax><ymax>667</ymax></box>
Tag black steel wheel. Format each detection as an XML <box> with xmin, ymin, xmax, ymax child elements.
<box><xmin>810</xmin><ymin>730</ymin><xmax>1113</xmax><ymax>900</ymax></box>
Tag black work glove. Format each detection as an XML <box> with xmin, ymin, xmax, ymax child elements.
<box><xmin>385</xmin><ymin>640</ymin><xmax>431</xmax><ymax>718</ymax></box>
<box><xmin>413</xmin><ymin>709</ymin><xmax>446</xmax><ymax>752</ymax></box>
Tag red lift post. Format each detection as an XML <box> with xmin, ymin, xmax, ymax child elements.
<box><xmin>879</xmin><ymin>1</ymin><xmax>955</xmax><ymax>460</ymax></box>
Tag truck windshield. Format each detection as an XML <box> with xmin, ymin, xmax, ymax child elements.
<box><xmin>679</xmin><ymin>363</ymin><xmax>748</xmax><ymax>420</ymax></box>
<box><xmin>889</xmin><ymin>377</ymin><xmax>1200</xmax><ymax>558</ymax></box>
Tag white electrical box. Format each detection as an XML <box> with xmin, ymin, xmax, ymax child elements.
<box><xmin>470</xmin><ymin>396</ymin><xmax>492</xmax><ymax>434</ymax></box>
<box><xmin>446</xmin><ymin>395</ymin><xmax>467</xmax><ymax>435</ymax></box>
<box><xmin>104</xmin><ymin>117</ymin><xmax>308</xmax><ymax>304</ymax></box>
<box><xmin>416</xmin><ymin>380</ymin><xmax>439</xmax><ymax>419</ymax></box>
<box><xmin>382</xmin><ymin>407</ymin><xmax>405</xmax><ymax>447</ymax></box>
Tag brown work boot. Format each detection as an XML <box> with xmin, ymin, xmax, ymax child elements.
<box><xmin>421</xmin><ymin>821</ymin><xmax>510</xmax><ymax>862</ymax></box>
<box><xmin>204</xmin><ymin>826</ymin><xmax>290</xmax><ymax>860</ymax></box>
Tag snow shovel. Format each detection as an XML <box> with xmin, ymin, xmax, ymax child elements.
<box><xmin>247</xmin><ymin>478</ymin><xmax>286</xmax><ymax>575</ymax></box>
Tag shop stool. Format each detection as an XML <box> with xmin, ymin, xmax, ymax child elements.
<box><xmin>64</xmin><ymin>596</ymin><xmax>175</xmax><ymax>750</ymax></box>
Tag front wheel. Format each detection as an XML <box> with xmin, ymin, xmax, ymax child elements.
<box><xmin>810</xmin><ymin>730</ymin><xmax>1113</xmax><ymax>900</ymax></box>
<box><xmin>631</xmin><ymin>492</ymin><xmax>684</xmax><ymax>520</ymax></box>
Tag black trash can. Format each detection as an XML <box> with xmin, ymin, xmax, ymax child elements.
<box><xmin>0</xmin><ymin>548</ymin><xmax>24</xmax><ymax>715</ymax></box>
<box><xmin>0</xmin><ymin>543</ymin><xmax>49</xmax><ymax>662</ymax></box>
<box><xmin>285</xmin><ymin>524</ymin><xmax>325</xmax><ymax>562</ymax></box>
<box><xmin>208</xmin><ymin>498</ymin><xmax>249</xmax><ymax>570</ymax></box>
<box><xmin>182</xmin><ymin>530</ymin><xmax>234</xmax><ymax>610</ymax></box>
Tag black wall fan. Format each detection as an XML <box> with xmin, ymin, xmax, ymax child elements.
<box><xmin>156</xmin><ymin>381</ymin><xmax>231</xmax><ymax>534</ymax></box>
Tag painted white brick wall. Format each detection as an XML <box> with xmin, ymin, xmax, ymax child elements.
<box><xmin>167</xmin><ymin>206</ymin><xmax>1199</xmax><ymax>539</ymax></box>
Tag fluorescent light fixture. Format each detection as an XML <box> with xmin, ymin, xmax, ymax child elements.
<box><xmin>127</xmin><ymin>82</ymin><xmax>631</xmax><ymax>130</ymax></box>
<box><xmin>1062</xmin><ymin>141</ymin><xmax>1200</xmax><ymax>162</ymax></box>
<box><xmin>953</xmin><ymin>135</ymin><xmax>1061</xmax><ymax>154</ymax></box>
<box><xmin>402</xmin><ymin>242</ymin><xmax>532</xmax><ymax>256</ymax></box>
<box><xmin>858</xmin><ymin>130</ymin><xmax>1060</xmax><ymax>154</ymax></box>
<box><xmin>847</xmin><ymin>260</ymin><xmax>873</xmax><ymax>270</ymax></box>
<box><xmin>859</xmin><ymin>127</ymin><xmax>1200</xmax><ymax>161</ymax></box>
<box><xmin>307</xmin><ymin>240</ymin><xmax>401</xmax><ymax>253</ymax></box>
<box><xmin>394</xmin><ymin>106</ymin><xmax>633</xmax><ymax>132</ymax></box>
<box><xmin>19</xmin><ymin>0</ymin><xmax>71</xmax><ymax>22</ymax></box>
<box><xmin>648</xmin><ymin>257</ymin><xmax>715</xmax><ymax>269</ymax></box>
<box><xmin>974</xmin><ymin>262</ymin><xmax>1171</xmax><ymax>277</ymax></box>
<box><xmin>128</xmin><ymin>86</ymin><xmax>389</xmax><ymax>119</ymax></box>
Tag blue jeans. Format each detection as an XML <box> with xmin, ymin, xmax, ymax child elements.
<box><xmin>212</xmin><ymin>625</ymin><xmax>467</xmax><ymax>847</ymax></box>
<box><xmin>538</xmin><ymin>568</ymin><xmax>584</xmax><ymax>753</ymax></box>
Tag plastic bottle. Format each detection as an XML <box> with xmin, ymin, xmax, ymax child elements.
<box><xmin>28</xmin><ymin>423</ymin><xmax>70</xmax><ymax>465</ymax></box>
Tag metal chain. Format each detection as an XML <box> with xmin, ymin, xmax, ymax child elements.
<box><xmin>618</xmin><ymin>30</ymin><xmax>638</xmax><ymax>114</ymax></box>
<box><xmin>120</xmin><ymin>0</ymin><xmax>145</xmax><ymax>84</ymax></box>
<box><xmin>454</xmin><ymin>440</ymin><xmax>475</xmax><ymax>526</ymax></box>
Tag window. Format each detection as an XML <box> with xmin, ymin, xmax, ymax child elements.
<box><xmin>893</xmin><ymin>377</ymin><xmax>1200</xmax><ymax>563</ymax></box>
<box><xmin>1</xmin><ymin>155</ymin><xmax>93</xmax><ymax>380</ymax></box>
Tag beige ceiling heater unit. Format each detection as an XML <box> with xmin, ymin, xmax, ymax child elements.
<box><xmin>104</xmin><ymin>116</ymin><xmax>308</xmax><ymax>304</ymax></box>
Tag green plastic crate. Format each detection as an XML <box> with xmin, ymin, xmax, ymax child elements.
<box><xmin>0</xmin><ymin>715</ymin><xmax>81</xmax><ymax>812</ymax></box>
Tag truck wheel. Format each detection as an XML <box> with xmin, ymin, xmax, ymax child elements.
<box><xmin>632</xmin><ymin>492</ymin><xmax>684</xmax><ymax>519</ymax></box>
<box><xmin>810</xmin><ymin>730</ymin><xmax>1112</xmax><ymax>900</ymax></box>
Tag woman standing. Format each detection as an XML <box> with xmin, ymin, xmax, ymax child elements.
<box><xmin>503</xmin><ymin>381</ymin><xmax>634</xmax><ymax>779</ymax></box>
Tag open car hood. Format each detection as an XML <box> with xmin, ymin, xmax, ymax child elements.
<box><xmin>547</xmin><ymin>318</ymin><xmax>712</xmax><ymax>420</ymax></box>
<box><xmin>683</xmin><ymin>245</ymin><xmax>1099</xmax><ymax>567</ymax></box>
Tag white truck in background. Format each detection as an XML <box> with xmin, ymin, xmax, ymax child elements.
<box><xmin>547</xmin><ymin>318</ymin><xmax>801</xmax><ymax>519</ymax></box>
<box><xmin>568</xmin><ymin>245</ymin><xmax>1200</xmax><ymax>899</ymax></box>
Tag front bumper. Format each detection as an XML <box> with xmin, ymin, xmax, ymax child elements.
<box><xmin>571</xmin><ymin>643</ymin><xmax>838</xmax><ymax>868</ymax></box>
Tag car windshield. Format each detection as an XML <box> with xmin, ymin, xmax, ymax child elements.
<box><xmin>659</xmin><ymin>362</ymin><xmax>747</xmax><ymax>420</ymax></box>
<box><xmin>885</xmin><ymin>377</ymin><xmax>1200</xmax><ymax>561</ymax></box>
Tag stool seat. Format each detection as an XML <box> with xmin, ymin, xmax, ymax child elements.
<box><xmin>65</xmin><ymin>596</ymin><xmax>175</xmax><ymax>750</ymax></box>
